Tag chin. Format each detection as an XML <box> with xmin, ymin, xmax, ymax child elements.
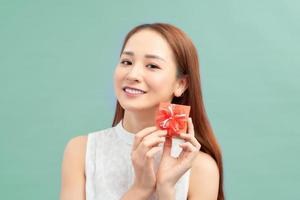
<box><xmin>119</xmin><ymin>101</ymin><xmax>157</xmax><ymax>112</ymax></box>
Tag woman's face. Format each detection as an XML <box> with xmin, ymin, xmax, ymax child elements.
<box><xmin>114</xmin><ymin>29</ymin><xmax>186</xmax><ymax>112</ymax></box>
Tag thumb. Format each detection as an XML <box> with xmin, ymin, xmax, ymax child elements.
<box><xmin>163</xmin><ymin>136</ymin><xmax>172</xmax><ymax>156</ymax></box>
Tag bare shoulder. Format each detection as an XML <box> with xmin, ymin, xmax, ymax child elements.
<box><xmin>62</xmin><ymin>135</ymin><xmax>88</xmax><ymax>173</ymax></box>
<box><xmin>60</xmin><ymin>135</ymin><xmax>88</xmax><ymax>200</ymax></box>
<box><xmin>192</xmin><ymin>151</ymin><xmax>219</xmax><ymax>172</ymax></box>
<box><xmin>188</xmin><ymin>151</ymin><xmax>220</xmax><ymax>200</ymax></box>
<box><xmin>64</xmin><ymin>135</ymin><xmax>88</xmax><ymax>157</ymax></box>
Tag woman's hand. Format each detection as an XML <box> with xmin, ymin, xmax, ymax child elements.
<box><xmin>130</xmin><ymin>126</ymin><xmax>167</xmax><ymax>196</ymax></box>
<box><xmin>156</xmin><ymin>117</ymin><xmax>201</xmax><ymax>193</ymax></box>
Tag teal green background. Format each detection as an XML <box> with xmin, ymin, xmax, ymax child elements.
<box><xmin>1</xmin><ymin>0</ymin><xmax>299</xmax><ymax>199</ymax></box>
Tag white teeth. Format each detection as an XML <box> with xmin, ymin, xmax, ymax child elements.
<box><xmin>125</xmin><ymin>88</ymin><xmax>145</xmax><ymax>94</ymax></box>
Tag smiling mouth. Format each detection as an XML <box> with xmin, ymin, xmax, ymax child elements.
<box><xmin>123</xmin><ymin>87</ymin><xmax>147</xmax><ymax>95</ymax></box>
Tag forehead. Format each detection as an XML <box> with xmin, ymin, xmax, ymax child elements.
<box><xmin>122</xmin><ymin>29</ymin><xmax>174</xmax><ymax>61</ymax></box>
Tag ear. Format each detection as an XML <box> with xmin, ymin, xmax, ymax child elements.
<box><xmin>174</xmin><ymin>76</ymin><xmax>188</xmax><ymax>97</ymax></box>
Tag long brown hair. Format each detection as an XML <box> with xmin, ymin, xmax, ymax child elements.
<box><xmin>111</xmin><ymin>23</ymin><xmax>225</xmax><ymax>200</ymax></box>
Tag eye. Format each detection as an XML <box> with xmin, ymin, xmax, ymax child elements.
<box><xmin>146</xmin><ymin>64</ymin><xmax>160</xmax><ymax>69</ymax></box>
<box><xmin>120</xmin><ymin>60</ymin><xmax>132</xmax><ymax>65</ymax></box>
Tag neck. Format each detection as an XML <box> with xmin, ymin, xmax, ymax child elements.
<box><xmin>122</xmin><ymin>108</ymin><xmax>159</xmax><ymax>134</ymax></box>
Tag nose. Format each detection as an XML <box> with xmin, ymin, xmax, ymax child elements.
<box><xmin>125</xmin><ymin>63</ymin><xmax>143</xmax><ymax>82</ymax></box>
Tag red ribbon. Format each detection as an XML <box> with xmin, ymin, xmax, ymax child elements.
<box><xmin>156</xmin><ymin>104</ymin><xmax>188</xmax><ymax>137</ymax></box>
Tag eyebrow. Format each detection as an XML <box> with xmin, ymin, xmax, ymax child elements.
<box><xmin>121</xmin><ymin>51</ymin><xmax>166</xmax><ymax>62</ymax></box>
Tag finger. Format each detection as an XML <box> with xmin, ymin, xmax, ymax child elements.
<box><xmin>143</xmin><ymin>129</ymin><xmax>167</xmax><ymax>141</ymax></box>
<box><xmin>141</xmin><ymin>136</ymin><xmax>166</xmax><ymax>148</ymax></box>
<box><xmin>162</xmin><ymin>136</ymin><xmax>172</xmax><ymax>156</ymax></box>
<box><xmin>136</xmin><ymin>136</ymin><xmax>166</xmax><ymax>156</ymax></box>
<box><xmin>145</xmin><ymin>146</ymin><xmax>163</xmax><ymax>159</ymax></box>
<box><xmin>145</xmin><ymin>146</ymin><xmax>163</xmax><ymax>172</ymax></box>
<box><xmin>187</xmin><ymin>117</ymin><xmax>195</xmax><ymax>137</ymax></box>
<box><xmin>178</xmin><ymin>133</ymin><xmax>201</xmax><ymax>150</ymax></box>
<box><xmin>177</xmin><ymin>142</ymin><xmax>198</xmax><ymax>168</ymax></box>
<box><xmin>179</xmin><ymin>142</ymin><xmax>197</xmax><ymax>152</ymax></box>
<box><xmin>132</xmin><ymin>126</ymin><xmax>158</xmax><ymax>150</ymax></box>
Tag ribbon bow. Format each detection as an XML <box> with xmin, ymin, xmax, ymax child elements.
<box><xmin>156</xmin><ymin>103</ymin><xmax>188</xmax><ymax>137</ymax></box>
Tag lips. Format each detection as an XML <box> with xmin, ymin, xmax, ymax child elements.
<box><xmin>122</xmin><ymin>86</ymin><xmax>146</xmax><ymax>93</ymax></box>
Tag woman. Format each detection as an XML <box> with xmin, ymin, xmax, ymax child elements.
<box><xmin>60</xmin><ymin>23</ymin><xmax>225</xmax><ymax>200</ymax></box>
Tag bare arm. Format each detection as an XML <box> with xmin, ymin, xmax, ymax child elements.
<box><xmin>188</xmin><ymin>151</ymin><xmax>220</xmax><ymax>200</ymax></box>
<box><xmin>60</xmin><ymin>136</ymin><xmax>87</xmax><ymax>200</ymax></box>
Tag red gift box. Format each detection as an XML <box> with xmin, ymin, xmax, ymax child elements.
<box><xmin>155</xmin><ymin>102</ymin><xmax>191</xmax><ymax>138</ymax></box>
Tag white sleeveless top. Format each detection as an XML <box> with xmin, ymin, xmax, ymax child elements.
<box><xmin>85</xmin><ymin>120</ymin><xmax>191</xmax><ymax>200</ymax></box>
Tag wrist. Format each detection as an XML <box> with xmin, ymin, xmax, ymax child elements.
<box><xmin>130</xmin><ymin>183</ymin><xmax>153</xmax><ymax>199</ymax></box>
<box><xmin>156</xmin><ymin>184</ymin><xmax>175</xmax><ymax>200</ymax></box>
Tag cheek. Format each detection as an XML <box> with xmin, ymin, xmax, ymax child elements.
<box><xmin>113</xmin><ymin>66</ymin><xmax>123</xmax><ymax>84</ymax></box>
<box><xmin>148</xmin><ymin>74</ymin><xmax>161</xmax><ymax>87</ymax></box>
<box><xmin>149</xmin><ymin>73</ymin><xmax>175</xmax><ymax>92</ymax></box>
<box><xmin>113</xmin><ymin>67</ymin><xmax>123</xmax><ymax>93</ymax></box>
